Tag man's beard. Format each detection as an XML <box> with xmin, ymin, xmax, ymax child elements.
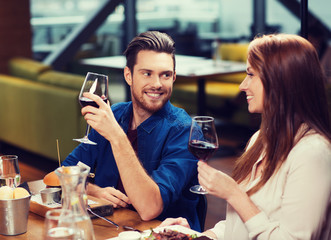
<box><xmin>131</xmin><ymin>87</ymin><xmax>172</xmax><ymax>114</ymax></box>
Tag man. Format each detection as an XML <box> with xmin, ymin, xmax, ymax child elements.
<box><xmin>63</xmin><ymin>31</ymin><xmax>201</xmax><ymax>231</ymax></box>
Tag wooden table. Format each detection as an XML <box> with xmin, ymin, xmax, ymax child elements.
<box><xmin>79</xmin><ymin>55</ymin><xmax>246</xmax><ymax>115</ymax></box>
<box><xmin>1</xmin><ymin>208</ymin><xmax>160</xmax><ymax>240</ymax></box>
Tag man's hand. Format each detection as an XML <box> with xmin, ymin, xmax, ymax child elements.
<box><xmin>87</xmin><ymin>183</ymin><xmax>131</xmax><ymax>208</ymax></box>
<box><xmin>81</xmin><ymin>92</ymin><xmax>120</xmax><ymax>142</ymax></box>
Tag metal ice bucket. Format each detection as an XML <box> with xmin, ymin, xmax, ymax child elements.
<box><xmin>0</xmin><ymin>195</ymin><xmax>31</xmax><ymax>235</ymax></box>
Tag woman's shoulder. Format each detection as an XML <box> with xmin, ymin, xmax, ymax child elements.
<box><xmin>287</xmin><ymin>131</ymin><xmax>331</xmax><ymax>170</ymax></box>
<box><xmin>296</xmin><ymin>131</ymin><xmax>331</xmax><ymax>152</ymax></box>
<box><xmin>246</xmin><ymin>130</ymin><xmax>260</xmax><ymax>150</ymax></box>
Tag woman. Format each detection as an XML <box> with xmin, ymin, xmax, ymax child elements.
<box><xmin>160</xmin><ymin>34</ymin><xmax>331</xmax><ymax>239</ymax></box>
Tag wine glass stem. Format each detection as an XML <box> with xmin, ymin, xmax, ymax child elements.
<box><xmin>84</xmin><ymin>124</ymin><xmax>91</xmax><ymax>138</ymax></box>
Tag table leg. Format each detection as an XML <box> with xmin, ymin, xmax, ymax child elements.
<box><xmin>197</xmin><ymin>77</ymin><xmax>206</xmax><ymax>116</ymax></box>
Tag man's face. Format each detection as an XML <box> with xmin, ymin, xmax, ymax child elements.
<box><xmin>124</xmin><ymin>50</ymin><xmax>176</xmax><ymax>114</ymax></box>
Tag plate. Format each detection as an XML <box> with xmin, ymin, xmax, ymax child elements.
<box><xmin>106</xmin><ymin>225</ymin><xmax>202</xmax><ymax>240</ymax></box>
<box><xmin>27</xmin><ymin>179</ymin><xmax>113</xmax><ymax>217</ymax></box>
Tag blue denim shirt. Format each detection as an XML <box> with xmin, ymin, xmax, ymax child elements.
<box><xmin>63</xmin><ymin>101</ymin><xmax>200</xmax><ymax>231</ymax></box>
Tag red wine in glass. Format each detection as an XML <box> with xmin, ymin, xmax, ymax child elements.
<box><xmin>188</xmin><ymin>116</ymin><xmax>219</xmax><ymax>194</ymax></box>
<box><xmin>79</xmin><ymin>96</ymin><xmax>108</xmax><ymax>108</ymax></box>
<box><xmin>188</xmin><ymin>140</ymin><xmax>218</xmax><ymax>161</ymax></box>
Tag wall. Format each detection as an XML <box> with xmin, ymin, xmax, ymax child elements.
<box><xmin>0</xmin><ymin>0</ymin><xmax>32</xmax><ymax>74</ymax></box>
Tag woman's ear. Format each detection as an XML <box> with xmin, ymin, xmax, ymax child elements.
<box><xmin>124</xmin><ymin>66</ymin><xmax>132</xmax><ymax>86</ymax></box>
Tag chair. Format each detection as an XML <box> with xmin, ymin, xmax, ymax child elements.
<box><xmin>215</xmin><ymin>43</ymin><xmax>249</xmax><ymax>84</ymax></box>
<box><xmin>197</xmin><ymin>194</ymin><xmax>208</xmax><ymax>231</ymax></box>
<box><xmin>171</xmin><ymin>42</ymin><xmax>258</xmax><ymax>129</ymax></box>
<box><xmin>172</xmin><ymin>43</ymin><xmax>249</xmax><ymax>112</ymax></box>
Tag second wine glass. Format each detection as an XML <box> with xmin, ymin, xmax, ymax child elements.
<box><xmin>0</xmin><ymin>155</ymin><xmax>20</xmax><ymax>188</ymax></box>
<box><xmin>73</xmin><ymin>72</ymin><xmax>109</xmax><ymax>145</ymax></box>
<box><xmin>188</xmin><ymin>116</ymin><xmax>219</xmax><ymax>194</ymax></box>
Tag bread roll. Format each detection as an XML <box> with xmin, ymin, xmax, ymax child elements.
<box><xmin>0</xmin><ymin>186</ymin><xmax>14</xmax><ymax>200</ymax></box>
<box><xmin>43</xmin><ymin>171</ymin><xmax>60</xmax><ymax>187</ymax></box>
<box><xmin>13</xmin><ymin>187</ymin><xmax>30</xmax><ymax>199</ymax></box>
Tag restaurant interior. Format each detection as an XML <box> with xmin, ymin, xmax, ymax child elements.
<box><xmin>0</xmin><ymin>0</ymin><xmax>330</xmax><ymax>238</ymax></box>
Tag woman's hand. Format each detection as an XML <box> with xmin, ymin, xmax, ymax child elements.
<box><xmin>199</xmin><ymin>161</ymin><xmax>261</xmax><ymax>223</ymax></box>
<box><xmin>197</xmin><ymin>161</ymin><xmax>239</xmax><ymax>201</ymax></box>
<box><xmin>158</xmin><ymin>217</ymin><xmax>191</xmax><ymax>229</ymax></box>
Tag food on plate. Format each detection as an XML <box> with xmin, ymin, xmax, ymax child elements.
<box><xmin>43</xmin><ymin>171</ymin><xmax>60</xmax><ymax>187</ymax></box>
<box><xmin>0</xmin><ymin>186</ymin><xmax>30</xmax><ymax>200</ymax></box>
<box><xmin>145</xmin><ymin>228</ymin><xmax>198</xmax><ymax>240</ymax></box>
<box><xmin>13</xmin><ymin>187</ymin><xmax>30</xmax><ymax>199</ymax></box>
<box><xmin>0</xmin><ymin>186</ymin><xmax>14</xmax><ymax>200</ymax></box>
<box><xmin>144</xmin><ymin>228</ymin><xmax>214</xmax><ymax>240</ymax></box>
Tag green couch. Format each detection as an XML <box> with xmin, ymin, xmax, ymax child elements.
<box><xmin>0</xmin><ymin>57</ymin><xmax>86</xmax><ymax>162</ymax></box>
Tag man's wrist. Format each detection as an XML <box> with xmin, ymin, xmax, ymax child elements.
<box><xmin>86</xmin><ymin>183</ymin><xmax>99</xmax><ymax>195</ymax></box>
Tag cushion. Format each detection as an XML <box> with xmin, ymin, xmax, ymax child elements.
<box><xmin>9</xmin><ymin>57</ymin><xmax>51</xmax><ymax>81</ymax></box>
<box><xmin>38</xmin><ymin>70</ymin><xmax>84</xmax><ymax>91</ymax></box>
<box><xmin>219</xmin><ymin>43</ymin><xmax>249</xmax><ymax>62</ymax></box>
<box><xmin>174</xmin><ymin>81</ymin><xmax>240</xmax><ymax>98</ymax></box>
<box><xmin>172</xmin><ymin>81</ymin><xmax>240</xmax><ymax>115</ymax></box>
<box><xmin>210</xmin><ymin>72</ymin><xmax>246</xmax><ymax>84</ymax></box>
<box><xmin>208</xmin><ymin>43</ymin><xmax>249</xmax><ymax>84</ymax></box>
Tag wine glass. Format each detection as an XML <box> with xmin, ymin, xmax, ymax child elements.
<box><xmin>188</xmin><ymin>116</ymin><xmax>219</xmax><ymax>194</ymax></box>
<box><xmin>73</xmin><ymin>72</ymin><xmax>109</xmax><ymax>145</ymax></box>
<box><xmin>0</xmin><ymin>155</ymin><xmax>21</xmax><ymax>189</ymax></box>
<box><xmin>44</xmin><ymin>209</ymin><xmax>76</xmax><ymax>240</ymax></box>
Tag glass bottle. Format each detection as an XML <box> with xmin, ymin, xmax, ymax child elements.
<box><xmin>211</xmin><ymin>39</ymin><xmax>221</xmax><ymax>66</ymax></box>
<box><xmin>55</xmin><ymin>165</ymin><xmax>95</xmax><ymax>240</ymax></box>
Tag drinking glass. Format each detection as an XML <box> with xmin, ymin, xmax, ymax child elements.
<box><xmin>44</xmin><ymin>209</ymin><xmax>75</xmax><ymax>240</ymax></box>
<box><xmin>73</xmin><ymin>72</ymin><xmax>109</xmax><ymax>145</ymax></box>
<box><xmin>188</xmin><ymin>116</ymin><xmax>219</xmax><ymax>194</ymax></box>
<box><xmin>0</xmin><ymin>155</ymin><xmax>20</xmax><ymax>189</ymax></box>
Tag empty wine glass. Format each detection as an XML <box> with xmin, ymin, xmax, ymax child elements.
<box><xmin>44</xmin><ymin>209</ymin><xmax>75</xmax><ymax>240</ymax></box>
<box><xmin>73</xmin><ymin>72</ymin><xmax>109</xmax><ymax>145</ymax></box>
<box><xmin>188</xmin><ymin>116</ymin><xmax>219</xmax><ymax>194</ymax></box>
<box><xmin>0</xmin><ymin>155</ymin><xmax>21</xmax><ymax>189</ymax></box>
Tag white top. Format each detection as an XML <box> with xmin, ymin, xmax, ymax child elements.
<box><xmin>210</xmin><ymin>130</ymin><xmax>331</xmax><ymax>240</ymax></box>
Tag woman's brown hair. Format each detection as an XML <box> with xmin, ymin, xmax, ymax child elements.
<box><xmin>232</xmin><ymin>34</ymin><xmax>331</xmax><ymax>195</ymax></box>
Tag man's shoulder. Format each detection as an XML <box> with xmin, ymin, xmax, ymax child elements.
<box><xmin>164</xmin><ymin>103</ymin><xmax>192</xmax><ymax>128</ymax></box>
<box><xmin>111</xmin><ymin>102</ymin><xmax>130</xmax><ymax>114</ymax></box>
<box><xmin>111</xmin><ymin>101</ymin><xmax>129</xmax><ymax>109</ymax></box>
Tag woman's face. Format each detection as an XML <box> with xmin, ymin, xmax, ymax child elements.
<box><xmin>239</xmin><ymin>61</ymin><xmax>264</xmax><ymax>113</ymax></box>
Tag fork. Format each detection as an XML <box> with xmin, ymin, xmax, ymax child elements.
<box><xmin>87</xmin><ymin>206</ymin><xmax>119</xmax><ymax>229</ymax></box>
<box><xmin>122</xmin><ymin>225</ymin><xmax>143</xmax><ymax>233</ymax></box>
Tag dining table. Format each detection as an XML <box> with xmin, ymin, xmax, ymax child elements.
<box><xmin>0</xmin><ymin>179</ymin><xmax>161</xmax><ymax>240</ymax></box>
<box><xmin>79</xmin><ymin>55</ymin><xmax>246</xmax><ymax>115</ymax></box>
<box><xmin>1</xmin><ymin>207</ymin><xmax>161</xmax><ymax>240</ymax></box>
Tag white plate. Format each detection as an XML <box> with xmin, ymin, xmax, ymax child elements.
<box><xmin>106</xmin><ymin>225</ymin><xmax>202</xmax><ymax>240</ymax></box>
